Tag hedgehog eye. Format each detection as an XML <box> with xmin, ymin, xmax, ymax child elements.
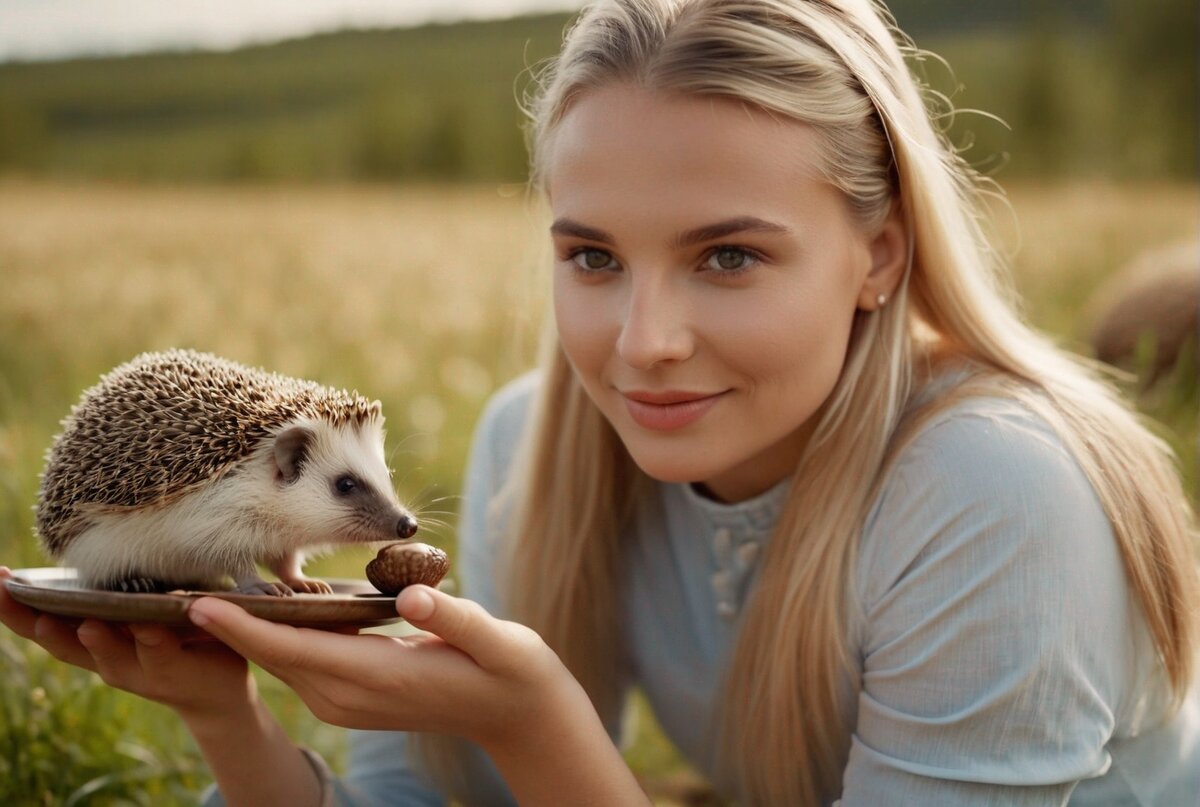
<box><xmin>335</xmin><ymin>476</ymin><xmax>358</xmax><ymax>495</ymax></box>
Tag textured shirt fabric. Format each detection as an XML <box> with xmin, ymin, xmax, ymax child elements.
<box><xmin>203</xmin><ymin>368</ymin><xmax>1200</xmax><ymax>806</ymax></box>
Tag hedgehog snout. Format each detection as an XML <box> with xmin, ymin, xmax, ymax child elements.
<box><xmin>397</xmin><ymin>514</ymin><xmax>418</xmax><ymax>539</ymax></box>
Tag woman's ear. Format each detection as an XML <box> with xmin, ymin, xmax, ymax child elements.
<box><xmin>857</xmin><ymin>202</ymin><xmax>908</xmax><ymax>311</ymax></box>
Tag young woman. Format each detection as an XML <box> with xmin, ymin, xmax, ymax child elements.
<box><xmin>2</xmin><ymin>0</ymin><xmax>1198</xmax><ymax>804</ymax></box>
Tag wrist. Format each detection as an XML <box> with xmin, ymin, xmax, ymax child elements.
<box><xmin>177</xmin><ymin>693</ymin><xmax>324</xmax><ymax>807</ymax></box>
<box><xmin>175</xmin><ymin>667</ymin><xmax>260</xmax><ymax>736</ymax></box>
<box><xmin>178</xmin><ymin>693</ymin><xmax>262</xmax><ymax>741</ymax></box>
<box><xmin>477</xmin><ymin>661</ymin><xmax>590</xmax><ymax>755</ymax></box>
<box><xmin>480</xmin><ymin>675</ymin><xmax>649</xmax><ymax>807</ymax></box>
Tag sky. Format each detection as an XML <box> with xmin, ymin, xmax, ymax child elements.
<box><xmin>0</xmin><ymin>0</ymin><xmax>584</xmax><ymax>62</ymax></box>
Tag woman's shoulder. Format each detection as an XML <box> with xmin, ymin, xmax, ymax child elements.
<box><xmin>856</xmin><ymin>369</ymin><xmax>1118</xmax><ymax>613</ymax></box>
<box><xmin>892</xmin><ymin>378</ymin><xmax>1082</xmax><ymax>484</ymax></box>
<box><xmin>885</xmin><ymin>353</ymin><xmax>1099</xmax><ymax>502</ymax></box>
<box><xmin>845</xmin><ymin>375</ymin><xmax>1190</xmax><ymax>798</ymax></box>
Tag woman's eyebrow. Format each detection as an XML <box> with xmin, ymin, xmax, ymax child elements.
<box><xmin>670</xmin><ymin>216</ymin><xmax>792</xmax><ymax>248</ymax></box>
<box><xmin>549</xmin><ymin>216</ymin><xmax>791</xmax><ymax>247</ymax></box>
<box><xmin>550</xmin><ymin>218</ymin><xmax>616</xmax><ymax>244</ymax></box>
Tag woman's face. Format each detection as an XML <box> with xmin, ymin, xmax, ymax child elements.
<box><xmin>546</xmin><ymin>84</ymin><xmax>902</xmax><ymax>502</ymax></box>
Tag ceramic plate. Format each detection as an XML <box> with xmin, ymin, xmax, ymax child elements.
<box><xmin>4</xmin><ymin>567</ymin><xmax>401</xmax><ymax>629</ymax></box>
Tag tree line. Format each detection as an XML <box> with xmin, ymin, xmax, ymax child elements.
<box><xmin>0</xmin><ymin>0</ymin><xmax>1192</xmax><ymax>183</ymax></box>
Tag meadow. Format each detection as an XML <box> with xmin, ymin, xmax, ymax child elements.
<box><xmin>0</xmin><ymin>179</ymin><xmax>1196</xmax><ymax>804</ymax></box>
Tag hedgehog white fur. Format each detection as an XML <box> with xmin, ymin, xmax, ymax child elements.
<box><xmin>35</xmin><ymin>349</ymin><xmax>418</xmax><ymax>595</ymax></box>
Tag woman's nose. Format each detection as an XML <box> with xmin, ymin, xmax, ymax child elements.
<box><xmin>615</xmin><ymin>278</ymin><xmax>694</xmax><ymax>369</ymax></box>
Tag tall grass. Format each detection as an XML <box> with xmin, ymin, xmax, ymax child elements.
<box><xmin>0</xmin><ymin>180</ymin><xmax>1195</xmax><ymax>804</ymax></box>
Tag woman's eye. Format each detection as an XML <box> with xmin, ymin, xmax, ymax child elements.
<box><xmin>335</xmin><ymin>476</ymin><xmax>357</xmax><ymax>495</ymax></box>
<box><xmin>705</xmin><ymin>246</ymin><xmax>758</xmax><ymax>274</ymax></box>
<box><xmin>571</xmin><ymin>249</ymin><xmax>616</xmax><ymax>272</ymax></box>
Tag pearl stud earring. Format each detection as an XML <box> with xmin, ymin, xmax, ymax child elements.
<box><xmin>876</xmin><ymin>293</ymin><xmax>887</xmax><ymax>307</ymax></box>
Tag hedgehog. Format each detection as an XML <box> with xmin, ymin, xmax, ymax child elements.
<box><xmin>35</xmin><ymin>349</ymin><xmax>418</xmax><ymax>595</ymax></box>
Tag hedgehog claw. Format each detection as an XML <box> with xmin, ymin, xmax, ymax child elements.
<box><xmin>280</xmin><ymin>576</ymin><xmax>334</xmax><ymax>595</ymax></box>
<box><xmin>233</xmin><ymin>578</ymin><xmax>294</xmax><ymax>597</ymax></box>
<box><xmin>113</xmin><ymin>577</ymin><xmax>168</xmax><ymax>593</ymax></box>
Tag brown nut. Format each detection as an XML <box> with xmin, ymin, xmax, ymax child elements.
<box><xmin>366</xmin><ymin>542</ymin><xmax>449</xmax><ymax>596</ymax></box>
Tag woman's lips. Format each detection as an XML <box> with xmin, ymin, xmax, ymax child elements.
<box><xmin>621</xmin><ymin>390</ymin><xmax>729</xmax><ymax>431</ymax></box>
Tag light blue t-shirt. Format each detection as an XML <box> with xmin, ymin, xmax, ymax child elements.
<box><xmin>205</xmin><ymin>368</ymin><xmax>1200</xmax><ymax>806</ymax></box>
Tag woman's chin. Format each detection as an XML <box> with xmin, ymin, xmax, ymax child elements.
<box><xmin>623</xmin><ymin>446</ymin><xmax>724</xmax><ymax>487</ymax></box>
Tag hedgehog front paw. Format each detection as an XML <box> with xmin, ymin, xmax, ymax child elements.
<box><xmin>280</xmin><ymin>576</ymin><xmax>334</xmax><ymax>595</ymax></box>
<box><xmin>233</xmin><ymin>576</ymin><xmax>294</xmax><ymax>597</ymax></box>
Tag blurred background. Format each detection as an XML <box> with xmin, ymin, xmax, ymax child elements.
<box><xmin>0</xmin><ymin>0</ymin><xmax>1196</xmax><ymax>804</ymax></box>
<box><xmin>0</xmin><ymin>0</ymin><xmax>1194</xmax><ymax>181</ymax></box>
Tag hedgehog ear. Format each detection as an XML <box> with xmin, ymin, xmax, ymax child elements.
<box><xmin>273</xmin><ymin>426</ymin><xmax>313</xmax><ymax>484</ymax></box>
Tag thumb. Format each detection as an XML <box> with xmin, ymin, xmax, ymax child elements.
<box><xmin>396</xmin><ymin>586</ymin><xmax>521</xmax><ymax>671</ymax></box>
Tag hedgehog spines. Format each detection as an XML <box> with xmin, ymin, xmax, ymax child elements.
<box><xmin>36</xmin><ymin>349</ymin><xmax>384</xmax><ymax>557</ymax></box>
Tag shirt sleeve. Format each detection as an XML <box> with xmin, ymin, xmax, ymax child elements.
<box><xmin>202</xmin><ymin>373</ymin><xmax>539</xmax><ymax>807</ymax></box>
<box><xmin>840</xmin><ymin>398</ymin><xmax>1134</xmax><ymax>807</ymax></box>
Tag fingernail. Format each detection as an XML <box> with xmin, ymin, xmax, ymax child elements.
<box><xmin>76</xmin><ymin>624</ymin><xmax>96</xmax><ymax>645</ymax></box>
<box><xmin>131</xmin><ymin>626</ymin><xmax>162</xmax><ymax>646</ymax></box>
<box><xmin>400</xmin><ymin>587</ymin><xmax>435</xmax><ymax>621</ymax></box>
<box><xmin>187</xmin><ymin>601</ymin><xmax>212</xmax><ymax>626</ymax></box>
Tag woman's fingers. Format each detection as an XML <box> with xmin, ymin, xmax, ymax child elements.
<box><xmin>0</xmin><ymin>566</ymin><xmax>40</xmax><ymax>639</ymax></box>
<box><xmin>77</xmin><ymin>619</ymin><xmax>143</xmax><ymax>689</ymax></box>
<box><xmin>128</xmin><ymin>622</ymin><xmax>185</xmax><ymax>668</ymax></box>
<box><xmin>396</xmin><ymin>585</ymin><xmax>546</xmax><ymax>675</ymax></box>
<box><xmin>5</xmin><ymin>568</ymin><xmax>143</xmax><ymax>678</ymax></box>
<box><xmin>33</xmin><ymin>614</ymin><xmax>98</xmax><ymax>671</ymax></box>
<box><xmin>187</xmin><ymin>596</ymin><xmax>341</xmax><ymax>680</ymax></box>
<box><xmin>178</xmin><ymin>591</ymin><xmax>563</xmax><ymax>740</ymax></box>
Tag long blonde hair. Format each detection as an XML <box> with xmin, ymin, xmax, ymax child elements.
<box><xmin>417</xmin><ymin>1</ymin><xmax>1200</xmax><ymax>803</ymax></box>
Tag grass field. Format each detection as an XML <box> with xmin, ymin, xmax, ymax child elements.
<box><xmin>0</xmin><ymin>179</ymin><xmax>1196</xmax><ymax>804</ymax></box>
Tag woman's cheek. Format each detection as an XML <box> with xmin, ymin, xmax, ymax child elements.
<box><xmin>553</xmin><ymin>277</ymin><xmax>617</xmax><ymax>385</ymax></box>
<box><xmin>709</xmin><ymin>287</ymin><xmax>847</xmax><ymax>405</ymax></box>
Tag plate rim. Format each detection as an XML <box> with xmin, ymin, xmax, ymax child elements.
<box><xmin>4</xmin><ymin>566</ymin><xmax>402</xmax><ymax>628</ymax></box>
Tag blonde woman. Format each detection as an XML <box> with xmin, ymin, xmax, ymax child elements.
<box><xmin>2</xmin><ymin>0</ymin><xmax>1198</xmax><ymax>804</ymax></box>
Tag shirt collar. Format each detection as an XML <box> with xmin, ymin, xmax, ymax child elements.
<box><xmin>672</xmin><ymin>474</ymin><xmax>791</xmax><ymax>534</ymax></box>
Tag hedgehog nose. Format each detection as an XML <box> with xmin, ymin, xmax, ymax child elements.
<box><xmin>396</xmin><ymin>515</ymin><xmax>418</xmax><ymax>539</ymax></box>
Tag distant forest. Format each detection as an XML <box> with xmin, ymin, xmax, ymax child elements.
<box><xmin>0</xmin><ymin>0</ymin><xmax>1193</xmax><ymax>183</ymax></box>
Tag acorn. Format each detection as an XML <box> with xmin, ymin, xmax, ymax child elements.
<box><xmin>366</xmin><ymin>541</ymin><xmax>449</xmax><ymax>596</ymax></box>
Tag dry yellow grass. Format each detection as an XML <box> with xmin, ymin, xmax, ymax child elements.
<box><xmin>0</xmin><ymin>180</ymin><xmax>545</xmax><ymax>382</ymax></box>
<box><xmin>1</xmin><ymin>180</ymin><xmax>1193</xmax><ymax>358</ymax></box>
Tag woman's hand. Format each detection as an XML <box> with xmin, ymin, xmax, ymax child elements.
<box><xmin>4</xmin><ymin>568</ymin><xmax>648</xmax><ymax>805</ymax></box>
<box><xmin>187</xmin><ymin>585</ymin><xmax>655</xmax><ymax>807</ymax></box>
<box><xmin>0</xmin><ymin>566</ymin><xmax>257</xmax><ymax>723</ymax></box>
<box><xmin>185</xmin><ymin>584</ymin><xmax>580</xmax><ymax>750</ymax></box>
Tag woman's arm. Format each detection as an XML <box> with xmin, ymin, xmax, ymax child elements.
<box><xmin>843</xmin><ymin>400</ymin><xmax>1134</xmax><ymax>805</ymax></box>
<box><xmin>183</xmin><ymin>699</ymin><xmax>323</xmax><ymax>807</ymax></box>
<box><xmin>483</xmin><ymin>710</ymin><xmax>647</xmax><ymax>807</ymax></box>
<box><xmin>185</xmin><ymin>585</ymin><xmax>651</xmax><ymax>807</ymax></box>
